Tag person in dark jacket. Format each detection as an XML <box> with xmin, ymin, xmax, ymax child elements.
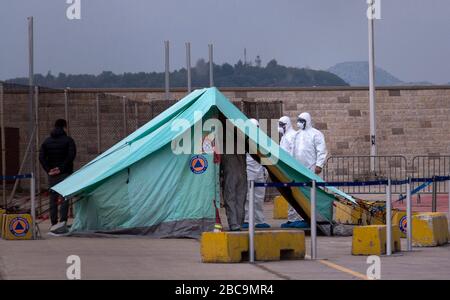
<box><xmin>39</xmin><ymin>119</ymin><xmax>76</xmax><ymax>234</ymax></box>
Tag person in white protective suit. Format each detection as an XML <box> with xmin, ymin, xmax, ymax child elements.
<box><xmin>277</xmin><ymin>116</ymin><xmax>304</xmax><ymax>227</ymax></box>
<box><xmin>278</xmin><ymin>116</ymin><xmax>297</xmax><ymax>155</ymax></box>
<box><xmin>242</xmin><ymin>119</ymin><xmax>271</xmax><ymax>229</ymax></box>
<box><xmin>281</xmin><ymin>112</ymin><xmax>328</xmax><ymax>228</ymax></box>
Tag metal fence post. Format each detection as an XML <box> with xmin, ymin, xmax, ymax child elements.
<box><xmin>134</xmin><ymin>102</ymin><xmax>139</xmax><ymax>130</ymax></box>
<box><xmin>34</xmin><ymin>85</ymin><xmax>41</xmax><ymax>214</ymax></box>
<box><xmin>209</xmin><ymin>44</ymin><xmax>214</xmax><ymax>87</ymax></box>
<box><xmin>186</xmin><ymin>42</ymin><xmax>192</xmax><ymax>93</ymax></box>
<box><xmin>96</xmin><ymin>93</ymin><xmax>101</xmax><ymax>154</ymax></box>
<box><xmin>447</xmin><ymin>174</ymin><xmax>450</xmax><ymax>221</ymax></box>
<box><xmin>0</xmin><ymin>83</ymin><xmax>5</xmax><ymax>208</ymax></box>
<box><xmin>164</xmin><ymin>41</ymin><xmax>170</xmax><ymax>100</ymax></box>
<box><xmin>30</xmin><ymin>173</ymin><xmax>36</xmax><ymax>239</ymax></box>
<box><xmin>64</xmin><ymin>88</ymin><xmax>70</xmax><ymax>134</ymax></box>
<box><xmin>406</xmin><ymin>177</ymin><xmax>412</xmax><ymax>251</ymax></box>
<box><xmin>311</xmin><ymin>180</ymin><xmax>317</xmax><ymax>260</ymax></box>
<box><xmin>386</xmin><ymin>178</ymin><xmax>392</xmax><ymax>256</ymax></box>
<box><xmin>249</xmin><ymin>180</ymin><xmax>255</xmax><ymax>263</ymax></box>
<box><xmin>432</xmin><ymin>175</ymin><xmax>437</xmax><ymax>212</ymax></box>
<box><xmin>122</xmin><ymin>96</ymin><xmax>127</xmax><ymax>136</ymax></box>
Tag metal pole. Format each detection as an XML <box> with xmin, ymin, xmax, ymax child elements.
<box><xmin>367</xmin><ymin>1</ymin><xmax>377</xmax><ymax>171</ymax></box>
<box><xmin>96</xmin><ymin>94</ymin><xmax>101</xmax><ymax>154</ymax></box>
<box><xmin>208</xmin><ymin>44</ymin><xmax>214</xmax><ymax>87</ymax></box>
<box><xmin>122</xmin><ymin>96</ymin><xmax>127</xmax><ymax>136</ymax></box>
<box><xmin>28</xmin><ymin>16</ymin><xmax>35</xmax><ymax>181</ymax></box>
<box><xmin>164</xmin><ymin>41</ymin><xmax>170</xmax><ymax>100</ymax></box>
<box><xmin>311</xmin><ymin>180</ymin><xmax>317</xmax><ymax>260</ymax></box>
<box><xmin>249</xmin><ymin>180</ymin><xmax>255</xmax><ymax>263</ymax></box>
<box><xmin>386</xmin><ymin>178</ymin><xmax>392</xmax><ymax>256</ymax></box>
<box><xmin>0</xmin><ymin>83</ymin><xmax>6</xmax><ymax>209</ymax></box>
<box><xmin>34</xmin><ymin>86</ymin><xmax>41</xmax><ymax>214</ymax></box>
<box><xmin>447</xmin><ymin>173</ymin><xmax>450</xmax><ymax>222</ymax></box>
<box><xmin>134</xmin><ymin>102</ymin><xmax>139</xmax><ymax>130</ymax></box>
<box><xmin>406</xmin><ymin>177</ymin><xmax>412</xmax><ymax>251</ymax></box>
<box><xmin>64</xmin><ymin>88</ymin><xmax>70</xmax><ymax>134</ymax></box>
<box><xmin>186</xmin><ymin>42</ymin><xmax>192</xmax><ymax>93</ymax></box>
<box><xmin>432</xmin><ymin>176</ymin><xmax>437</xmax><ymax>212</ymax></box>
<box><xmin>30</xmin><ymin>173</ymin><xmax>36</xmax><ymax>239</ymax></box>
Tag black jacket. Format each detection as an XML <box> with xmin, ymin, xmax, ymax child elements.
<box><xmin>39</xmin><ymin>127</ymin><xmax>77</xmax><ymax>174</ymax></box>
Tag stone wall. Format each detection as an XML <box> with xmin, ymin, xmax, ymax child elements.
<box><xmin>105</xmin><ymin>86</ymin><xmax>450</xmax><ymax>163</ymax></box>
<box><xmin>2</xmin><ymin>85</ymin><xmax>450</xmax><ymax>188</ymax></box>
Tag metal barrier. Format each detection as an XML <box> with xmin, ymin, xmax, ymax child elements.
<box><xmin>248</xmin><ymin>175</ymin><xmax>450</xmax><ymax>261</ymax></box>
<box><xmin>323</xmin><ymin>155</ymin><xmax>407</xmax><ymax>194</ymax></box>
<box><xmin>411</xmin><ymin>156</ymin><xmax>450</xmax><ymax>194</ymax></box>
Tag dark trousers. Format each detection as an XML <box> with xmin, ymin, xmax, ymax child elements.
<box><xmin>48</xmin><ymin>173</ymin><xmax>70</xmax><ymax>225</ymax></box>
<box><xmin>221</xmin><ymin>154</ymin><xmax>247</xmax><ymax>229</ymax></box>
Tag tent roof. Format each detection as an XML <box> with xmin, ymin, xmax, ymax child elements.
<box><xmin>52</xmin><ymin>87</ymin><xmax>354</xmax><ymax>203</ymax></box>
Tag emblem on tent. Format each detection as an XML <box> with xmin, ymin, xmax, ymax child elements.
<box><xmin>399</xmin><ymin>215</ymin><xmax>407</xmax><ymax>234</ymax></box>
<box><xmin>9</xmin><ymin>217</ymin><xmax>30</xmax><ymax>237</ymax></box>
<box><xmin>190</xmin><ymin>155</ymin><xmax>208</xmax><ymax>174</ymax></box>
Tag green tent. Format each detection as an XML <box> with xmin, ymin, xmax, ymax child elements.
<box><xmin>52</xmin><ymin>87</ymin><xmax>355</xmax><ymax>238</ymax></box>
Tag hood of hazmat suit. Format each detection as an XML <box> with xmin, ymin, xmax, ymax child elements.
<box><xmin>292</xmin><ymin>112</ymin><xmax>327</xmax><ymax>171</ymax></box>
<box><xmin>278</xmin><ymin>116</ymin><xmax>297</xmax><ymax>155</ymax></box>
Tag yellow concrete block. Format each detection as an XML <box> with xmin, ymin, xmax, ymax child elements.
<box><xmin>255</xmin><ymin>230</ymin><xmax>305</xmax><ymax>261</ymax></box>
<box><xmin>392</xmin><ymin>211</ymin><xmax>420</xmax><ymax>238</ymax></box>
<box><xmin>273</xmin><ymin>196</ymin><xmax>288</xmax><ymax>219</ymax></box>
<box><xmin>412</xmin><ymin>212</ymin><xmax>449</xmax><ymax>247</ymax></box>
<box><xmin>201</xmin><ymin>230</ymin><xmax>305</xmax><ymax>263</ymax></box>
<box><xmin>1</xmin><ymin>214</ymin><xmax>33</xmax><ymax>240</ymax></box>
<box><xmin>201</xmin><ymin>232</ymin><xmax>248</xmax><ymax>263</ymax></box>
<box><xmin>334</xmin><ymin>201</ymin><xmax>362</xmax><ymax>225</ymax></box>
<box><xmin>352</xmin><ymin>225</ymin><xmax>401</xmax><ymax>255</ymax></box>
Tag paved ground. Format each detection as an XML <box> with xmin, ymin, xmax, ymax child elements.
<box><xmin>0</xmin><ymin>203</ymin><xmax>449</xmax><ymax>280</ymax></box>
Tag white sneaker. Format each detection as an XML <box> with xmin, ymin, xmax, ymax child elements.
<box><xmin>50</xmin><ymin>221</ymin><xmax>68</xmax><ymax>234</ymax></box>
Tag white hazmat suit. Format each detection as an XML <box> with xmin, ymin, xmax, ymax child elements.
<box><xmin>287</xmin><ymin>112</ymin><xmax>328</xmax><ymax>222</ymax></box>
<box><xmin>278</xmin><ymin>116</ymin><xmax>297</xmax><ymax>155</ymax></box>
<box><xmin>277</xmin><ymin>116</ymin><xmax>303</xmax><ymax>223</ymax></box>
<box><xmin>244</xmin><ymin>119</ymin><xmax>269</xmax><ymax>226</ymax></box>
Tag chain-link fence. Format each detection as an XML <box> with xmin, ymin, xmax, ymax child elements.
<box><xmin>0</xmin><ymin>82</ymin><xmax>283</xmax><ymax>214</ymax></box>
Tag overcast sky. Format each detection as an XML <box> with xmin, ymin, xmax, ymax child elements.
<box><xmin>1</xmin><ymin>0</ymin><xmax>449</xmax><ymax>83</ymax></box>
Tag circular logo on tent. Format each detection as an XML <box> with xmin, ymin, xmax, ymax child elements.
<box><xmin>9</xmin><ymin>217</ymin><xmax>30</xmax><ymax>237</ymax></box>
<box><xmin>399</xmin><ymin>215</ymin><xmax>407</xmax><ymax>234</ymax></box>
<box><xmin>190</xmin><ymin>155</ymin><xmax>208</xmax><ymax>174</ymax></box>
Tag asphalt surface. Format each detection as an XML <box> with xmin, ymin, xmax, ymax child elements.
<box><xmin>0</xmin><ymin>203</ymin><xmax>449</xmax><ymax>280</ymax></box>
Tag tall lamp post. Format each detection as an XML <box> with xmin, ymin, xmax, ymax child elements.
<box><xmin>367</xmin><ymin>0</ymin><xmax>378</xmax><ymax>172</ymax></box>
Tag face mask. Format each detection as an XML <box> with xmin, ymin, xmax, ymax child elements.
<box><xmin>278</xmin><ymin>122</ymin><xmax>287</xmax><ymax>134</ymax></box>
<box><xmin>297</xmin><ymin>118</ymin><xmax>306</xmax><ymax>130</ymax></box>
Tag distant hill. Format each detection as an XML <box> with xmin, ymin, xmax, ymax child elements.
<box><xmin>6</xmin><ymin>59</ymin><xmax>349</xmax><ymax>89</ymax></box>
<box><xmin>327</xmin><ymin>61</ymin><xmax>403</xmax><ymax>86</ymax></box>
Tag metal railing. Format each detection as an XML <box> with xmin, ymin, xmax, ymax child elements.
<box><xmin>323</xmin><ymin>155</ymin><xmax>408</xmax><ymax>194</ymax></box>
<box><xmin>411</xmin><ymin>156</ymin><xmax>450</xmax><ymax>194</ymax></box>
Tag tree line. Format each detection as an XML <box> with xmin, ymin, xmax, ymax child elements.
<box><xmin>7</xmin><ymin>59</ymin><xmax>348</xmax><ymax>88</ymax></box>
